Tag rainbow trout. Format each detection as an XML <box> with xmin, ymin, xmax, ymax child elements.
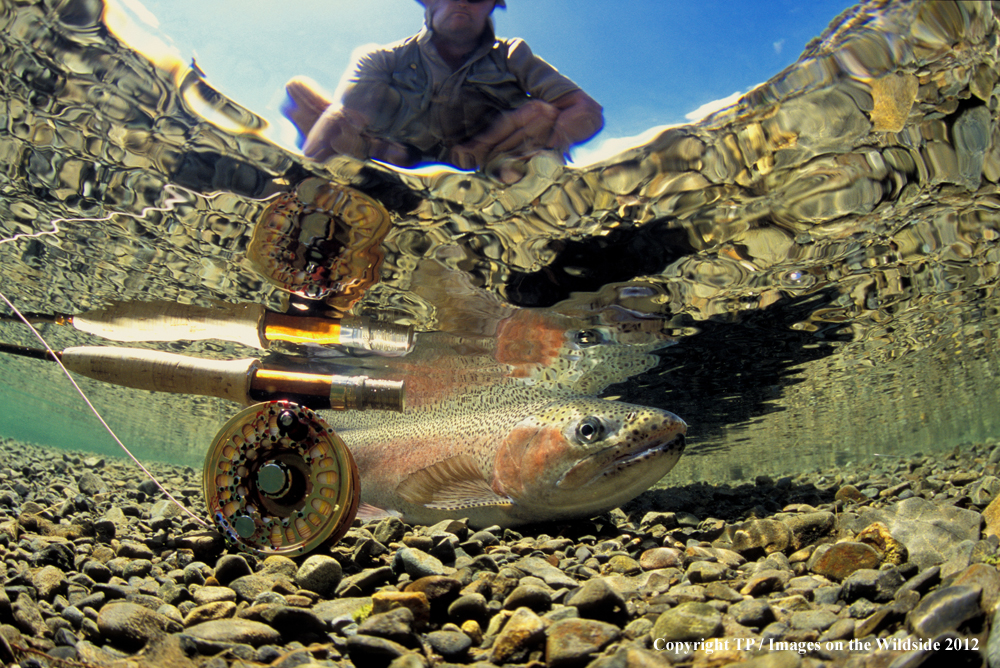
<box><xmin>314</xmin><ymin>301</ymin><xmax>685</xmax><ymax>528</ymax></box>
<box><xmin>335</xmin><ymin>392</ymin><xmax>686</xmax><ymax>528</ymax></box>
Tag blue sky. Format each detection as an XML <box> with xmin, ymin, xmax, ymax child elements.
<box><xmin>114</xmin><ymin>0</ymin><xmax>852</xmax><ymax>164</ymax></box>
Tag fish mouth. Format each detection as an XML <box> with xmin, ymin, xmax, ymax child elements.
<box><xmin>557</xmin><ymin>424</ymin><xmax>686</xmax><ymax>490</ymax></box>
<box><xmin>608</xmin><ymin>431</ymin><xmax>686</xmax><ymax>473</ymax></box>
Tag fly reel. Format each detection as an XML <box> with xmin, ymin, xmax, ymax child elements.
<box><xmin>203</xmin><ymin>400</ymin><xmax>359</xmax><ymax>556</ymax></box>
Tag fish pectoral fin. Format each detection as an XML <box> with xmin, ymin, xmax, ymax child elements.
<box><xmin>356</xmin><ymin>503</ymin><xmax>402</xmax><ymax>521</ymax></box>
<box><xmin>396</xmin><ymin>454</ymin><xmax>514</xmax><ymax>511</ymax></box>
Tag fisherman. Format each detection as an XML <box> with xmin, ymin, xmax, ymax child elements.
<box><xmin>282</xmin><ymin>0</ymin><xmax>604</xmax><ymax>180</ymax></box>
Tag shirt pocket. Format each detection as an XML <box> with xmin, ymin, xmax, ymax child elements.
<box><xmin>389</xmin><ymin>65</ymin><xmax>430</xmax><ymax>99</ymax></box>
<box><xmin>464</xmin><ymin>70</ymin><xmax>528</xmax><ymax>110</ymax></box>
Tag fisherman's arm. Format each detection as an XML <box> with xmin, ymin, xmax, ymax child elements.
<box><xmin>507</xmin><ymin>38</ymin><xmax>604</xmax><ymax>156</ymax></box>
<box><xmin>302</xmin><ymin>49</ymin><xmax>409</xmax><ymax>164</ymax></box>
<box><xmin>544</xmin><ymin>89</ymin><xmax>604</xmax><ymax>157</ymax></box>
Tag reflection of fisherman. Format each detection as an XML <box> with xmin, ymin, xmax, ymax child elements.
<box><xmin>282</xmin><ymin>0</ymin><xmax>603</xmax><ymax>180</ymax></box>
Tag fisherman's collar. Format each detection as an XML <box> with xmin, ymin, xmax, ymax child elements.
<box><xmin>417</xmin><ymin>18</ymin><xmax>497</xmax><ymax>65</ymax></box>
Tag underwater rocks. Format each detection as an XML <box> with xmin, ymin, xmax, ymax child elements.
<box><xmin>1</xmin><ymin>436</ymin><xmax>1000</xmax><ymax>667</ymax></box>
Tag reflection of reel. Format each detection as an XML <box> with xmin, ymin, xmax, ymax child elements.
<box><xmin>247</xmin><ymin>178</ymin><xmax>392</xmax><ymax>314</ymax></box>
<box><xmin>203</xmin><ymin>400</ymin><xmax>359</xmax><ymax>556</ymax></box>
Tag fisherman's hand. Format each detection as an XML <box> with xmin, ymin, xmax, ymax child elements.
<box><xmin>369</xmin><ymin>139</ymin><xmax>419</xmax><ymax>167</ymax></box>
<box><xmin>545</xmin><ymin>90</ymin><xmax>604</xmax><ymax>158</ymax></box>
<box><xmin>450</xmin><ymin>100</ymin><xmax>559</xmax><ymax>170</ymax></box>
<box><xmin>449</xmin><ymin>140</ymin><xmax>492</xmax><ymax>171</ymax></box>
<box><xmin>302</xmin><ymin>107</ymin><xmax>371</xmax><ymax>163</ymax></box>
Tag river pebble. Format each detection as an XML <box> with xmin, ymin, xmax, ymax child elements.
<box><xmin>295</xmin><ymin>553</ymin><xmax>343</xmax><ymax>597</ymax></box>
<box><xmin>96</xmin><ymin>601</ymin><xmax>183</xmax><ymax>650</ymax></box>
<box><xmin>184</xmin><ymin>618</ymin><xmax>282</xmax><ymax>646</ymax></box>
<box><xmin>546</xmin><ymin>617</ymin><xmax>621</xmax><ymax>668</ymax></box>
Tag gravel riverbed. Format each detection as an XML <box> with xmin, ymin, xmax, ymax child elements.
<box><xmin>1</xmin><ymin>436</ymin><xmax>999</xmax><ymax>668</ymax></box>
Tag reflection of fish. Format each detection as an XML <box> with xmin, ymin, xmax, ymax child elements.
<box><xmin>340</xmin><ymin>394</ymin><xmax>686</xmax><ymax>528</ymax></box>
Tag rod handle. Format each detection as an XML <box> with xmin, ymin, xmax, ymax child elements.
<box><xmin>61</xmin><ymin>346</ymin><xmax>259</xmax><ymax>405</ymax></box>
<box><xmin>72</xmin><ymin>301</ymin><xmax>267</xmax><ymax>349</ymax></box>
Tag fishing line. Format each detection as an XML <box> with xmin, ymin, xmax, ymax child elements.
<box><xmin>0</xmin><ymin>185</ymin><xmax>281</xmax><ymax>527</ymax></box>
<box><xmin>0</xmin><ymin>290</ymin><xmax>209</xmax><ymax>527</ymax></box>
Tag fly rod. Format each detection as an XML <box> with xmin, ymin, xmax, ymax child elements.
<box><xmin>0</xmin><ymin>341</ymin><xmax>404</xmax><ymax>412</ymax></box>
<box><xmin>0</xmin><ymin>300</ymin><xmax>414</xmax><ymax>356</ymax></box>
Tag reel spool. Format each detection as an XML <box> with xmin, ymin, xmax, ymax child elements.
<box><xmin>203</xmin><ymin>400</ymin><xmax>359</xmax><ymax>556</ymax></box>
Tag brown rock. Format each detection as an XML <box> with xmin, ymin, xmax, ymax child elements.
<box><xmin>546</xmin><ymin>618</ymin><xmax>620</xmax><ymax>668</ymax></box>
<box><xmin>32</xmin><ymin>565</ymin><xmax>67</xmax><ymax>600</ymax></box>
<box><xmin>807</xmin><ymin>542</ymin><xmax>881</xmax><ymax>581</ymax></box>
<box><xmin>730</xmin><ymin>520</ymin><xmax>791</xmax><ymax>558</ymax></box>
<box><xmin>372</xmin><ymin>591</ymin><xmax>430</xmax><ymax>629</ymax></box>
<box><xmin>313</xmin><ymin>597</ymin><xmax>373</xmax><ymax>625</ymax></box>
<box><xmin>173</xmin><ymin>532</ymin><xmax>225</xmax><ymax>560</ymax></box>
<box><xmin>951</xmin><ymin>563</ymin><xmax>1000</xmax><ymax>613</ymax></box>
<box><xmin>491</xmin><ymin>607</ymin><xmax>546</xmax><ymax>664</ymax></box>
<box><xmin>856</xmin><ymin>605</ymin><xmax>904</xmax><ymax>638</ymax></box>
<box><xmin>982</xmin><ymin>494</ymin><xmax>1000</xmax><ymax>537</ymax></box>
<box><xmin>835</xmin><ymin>485</ymin><xmax>867</xmax><ymax>503</ymax></box>
<box><xmin>182</xmin><ymin>601</ymin><xmax>236</xmax><ymax>626</ymax></box>
<box><xmin>91</xmin><ymin>545</ymin><xmax>115</xmax><ymax>563</ymax></box>
<box><xmin>403</xmin><ymin>575</ymin><xmax>462</xmax><ymax>613</ymax></box>
<box><xmin>638</xmin><ymin>548</ymin><xmax>682</xmax><ymax>571</ymax></box>
<box><xmin>236</xmin><ymin>603</ymin><xmax>278</xmax><ymax>622</ymax></box>
<box><xmin>783</xmin><ymin>512</ymin><xmax>836</xmax><ymax>551</ymax></box>
<box><xmin>603</xmin><ymin>555</ymin><xmax>642</xmax><ymax>576</ymax></box>
<box><xmin>97</xmin><ymin>601</ymin><xmax>183</xmax><ymax>650</ymax></box>
<box><xmin>682</xmin><ymin>546</ymin><xmax>717</xmax><ymax>566</ymax></box>
<box><xmin>260</xmin><ymin>555</ymin><xmax>298</xmax><ymax>579</ymax></box>
<box><xmin>13</xmin><ymin>594</ymin><xmax>49</xmax><ymax>637</ymax></box>
<box><xmin>228</xmin><ymin>574</ymin><xmax>275</xmax><ymax>602</ymax></box>
<box><xmin>284</xmin><ymin>594</ymin><xmax>313</xmax><ymax>607</ymax></box>
<box><xmin>185</xmin><ymin>619</ymin><xmax>281</xmax><ymax>647</ymax></box>
<box><xmin>709</xmin><ymin>547</ymin><xmax>747</xmax><ymax>569</ymax></box>
<box><xmin>593</xmin><ymin>647</ymin><xmax>678</xmax><ymax>668</ymax></box>
<box><xmin>356</xmin><ymin>607</ymin><xmax>417</xmax><ymax>648</ymax></box>
<box><xmin>461</xmin><ymin>619</ymin><xmax>483</xmax><ymax>644</ymax></box>
<box><xmin>856</xmin><ymin>522</ymin><xmax>907</xmax><ymax>566</ymax></box>
<box><xmin>0</xmin><ymin>632</ymin><xmax>14</xmax><ymax>665</ymax></box>
<box><xmin>740</xmin><ymin>569</ymin><xmax>791</xmax><ymax>596</ymax></box>
<box><xmin>191</xmin><ymin>586</ymin><xmax>237</xmax><ymax>606</ymax></box>
<box><xmin>651</xmin><ymin>601</ymin><xmax>723</xmax><ymax>642</ymax></box>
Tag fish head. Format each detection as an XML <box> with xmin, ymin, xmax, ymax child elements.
<box><xmin>492</xmin><ymin>398</ymin><xmax>686</xmax><ymax>520</ymax></box>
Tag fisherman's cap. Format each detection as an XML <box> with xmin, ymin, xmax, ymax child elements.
<box><xmin>417</xmin><ymin>0</ymin><xmax>506</xmax><ymax>7</ymax></box>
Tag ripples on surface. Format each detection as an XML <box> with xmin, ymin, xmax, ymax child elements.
<box><xmin>0</xmin><ymin>0</ymin><xmax>998</xmax><ymax>485</ymax></box>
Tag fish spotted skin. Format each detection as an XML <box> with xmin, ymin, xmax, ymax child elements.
<box><xmin>332</xmin><ymin>393</ymin><xmax>686</xmax><ymax>528</ymax></box>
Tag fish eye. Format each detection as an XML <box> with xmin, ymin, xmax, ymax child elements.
<box><xmin>572</xmin><ymin>329</ymin><xmax>602</xmax><ymax>347</ymax></box>
<box><xmin>576</xmin><ymin>416</ymin><xmax>605</xmax><ymax>443</ymax></box>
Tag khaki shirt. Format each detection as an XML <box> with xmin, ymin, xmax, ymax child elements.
<box><xmin>342</xmin><ymin>25</ymin><xmax>581</xmax><ymax>162</ymax></box>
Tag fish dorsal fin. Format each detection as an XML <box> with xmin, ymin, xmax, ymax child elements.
<box><xmin>396</xmin><ymin>454</ymin><xmax>514</xmax><ymax>510</ymax></box>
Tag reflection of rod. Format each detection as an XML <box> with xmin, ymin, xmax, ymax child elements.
<box><xmin>0</xmin><ymin>341</ymin><xmax>58</xmax><ymax>362</ymax></box>
<box><xmin>252</xmin><ymin>369</ymin><xmax>405</xmax><ymax>412</ymax></box>
<box><xmin>0</xmin><ymin>343</ymin><xmax>404</xmax><ymax>412</ymax></box>
<box><xmin>2</xmin><ymin>301</ymin><xmax>414</xmax><ymax>356</ymax></box>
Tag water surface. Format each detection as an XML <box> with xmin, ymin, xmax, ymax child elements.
<box><xmin>0</xmin><ymin>0</ymin><xmax>997</xmax><ymax>492</ymax></box>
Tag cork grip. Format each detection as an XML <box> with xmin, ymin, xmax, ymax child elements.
<box><xmin>72</xmin><ymin>301</ymin><xmax>268</xmax><ymax>349</ymax></box>
<box><xmin>60</xmin><ymin>346</ymin><xmax>260</xmax><ymax>405</ymax></box>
